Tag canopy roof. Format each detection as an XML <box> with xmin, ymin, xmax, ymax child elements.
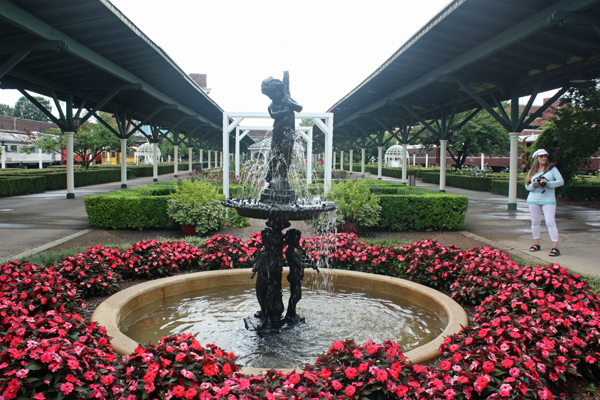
<box><xmin>0</xmin><ymin>0</ymin><xmax>223</xmax><ymax>147</ymax></box>
<box><xmin>329</xmin><ymin>0</ymin><xmax>600</xmax><ymax>142</ymax></box>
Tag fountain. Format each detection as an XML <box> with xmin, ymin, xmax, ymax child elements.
<box><xmin>222</xmin><ymin>71</ymin><xmax>336</xmax><ymax>329</ymax></box>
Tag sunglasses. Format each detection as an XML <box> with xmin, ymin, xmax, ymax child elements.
<box><xmin>538</xmin><ymin>155</ymin><xmax>548</xmax><ymax>158</ymax></box>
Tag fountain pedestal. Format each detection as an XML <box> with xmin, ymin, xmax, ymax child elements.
<box><xmin>223</xmin><ymin>72</ymin><xmax>335</xmax><ymax>330</ymax></box>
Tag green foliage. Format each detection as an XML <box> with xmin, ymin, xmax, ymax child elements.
<box><xmin>0</xmin><ymin>175</ymin><xmax>46</xmax><ymax>197</ymax></box>
<box><xmin>13</xmin><ymin>95</ymin><xmax>51</xmax><ymax>121</ymax></box>
<box><xmin>324</xmin><ymin>179</ymin><xmax>382</xmax><ymax>227</ymax></box>
<box><xmin>84</xmin><ymin>183</ymin><xmax>177</xmax><ymax>229</ymax></box>
<box><xmin>227</xmin><ymin>211</ymin><xmax>251</xmax><ymax>228</ymax></box>
<box><xmin>378</xmin><ymin>191</ymin><xmax>468</xmax><ymax>231</ymax></box>
<box><xmin>0</xmin><ymin>103</ymin><xmax>13</xmax><ymax>116</ymax></box>
<box><xmin>166</xmin><ymin>180</ymin><xmax>226</xmax><ymax>234</ymax></box>
<box><xmin>534</xmin><ymin>82</ymin><xmax>600</xmax><ymax>183</ymax></box>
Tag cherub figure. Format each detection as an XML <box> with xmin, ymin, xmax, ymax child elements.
<box><xmin>284</xmin><ymin>229</ymin><xmax>317</xmax><ymax>323</ymax></box>
<box><xmin>261</xmin><ymin>71</ymin><xmax>303</xmax><ymax>184</ymax></box>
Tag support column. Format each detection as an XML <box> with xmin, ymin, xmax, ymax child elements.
<box><xmin>189</xmin><ymin>148</ymin><xmax>193</xmax><ymax>172</ymax></box>
<box><xmin>1</xmin><ymin>145</ymin><xmax>6</xmax><ymax>168</ymax></box>
<box><xmin>425</xmin><ymin>154</ymin><xmax>429</xmax><ymax>168</ymax></box>
<box><xmin>481</xmin><ymin>153</ymin><xmax>485</xmax><ymax>170</ymax></box>
<box><xmin>214</xmin><ymin>150</ymin><xmax>218</xmax><ymax>169</ymax></box>
<box><xmin>340</xmin><ymin>151</ymin><xmax>344</xmax><ymax>171</ymax></box>
<box><xmin>120</xmin><ymin>138</ymin><xmax>127</xmax><ymax>188</ymax></box>
<box><xmin>439</xmin><ymin>140</ymin><xmax>447</xmax><ymax>192</ymax></box>
<box><xmin>332</xmin><ymin>151</ymin><xmax>336</xmax><ymax>170</ymax></box>
<box><xmin>508</xmin><ymin>132</ymin><xmax>519</xmax><ymax>210</ymax></box>
<box><xmin>152</xmin><ymin>142</ymin><xmax>158</xmax><ymax>182</ymax></box>
<box><xmin>402</xmin><ymin>143</ymin><xmax>408</xmax><ymax>183</ymax></box>
<box><xmin>306</xmin><ymin>129</ymin><xmax>313</xmax><ymax>185</ymax></box>
<box><xmin>207</xmin><ymin>150</ymin><xmax>211</xmax><ymax>170</ymax></box>
<box><xmin>413</xmin><ymin>153</ymin><xmax>416</xmax><ymax>166</ymax></box>
<box><xmin>361</xmin><ymin>148</ymin><xmax>365</xmax><ymax>174</ymax></box>
<box><xmin>200</xmin><ymin>149</ymin><xmax>203</xmax><ymax>170</ymax></box>
<box><xmin>173</xmin><ymin>145</ymin><xmax>179</xmax><ymax>177</ymax></box>
<box><xmin>66</xmin><ymin>131</ymin><xmax>75</xmax><ymax>199</ymax></box>
<box><xmin>377</xmin><ymin>146</ymin><xmax>383</xmax><ymax>179</ymax></box>
<box><xmin>349</xmin><ymin>150</ymin><xmax>353</xmax><ymax>173</ymax></box>
<box><xmin>220</xmin><ymin>151</ymin><xmax>223</xmax><ymax>168</ymax></box>
<box><xmin>38</xmin><ymin>147</ymin><xmax>43</xmax><ymax>169</ymax></box>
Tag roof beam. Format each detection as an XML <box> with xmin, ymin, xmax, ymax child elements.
<box><xmin>334</xmin><ymin>0</ymin><xmax>597</xmax><ymax>126</ymax></box>
<box><xmin>0</xmin><ymin>0</ymin><xmax>220</xmax><ymax>129</ymax></box>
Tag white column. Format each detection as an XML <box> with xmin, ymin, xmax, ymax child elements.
<box><xmin>413</xmin><ymin>153</ymin><xmax>416</xmax><ymax>166</ymax></box>
<box><xmin>1</xmin><ymin>145</ymin><xmax>6</xmax><ymax>168</ymax></box>
<box><xmin>66</xmin><ymin>131</ymin><xmax>75</xmax><ymax>199</ymax></box>
<box><xmin>200</xmin><ymin>148</ymin><xmax>203</xmax><ymax>169</ymax></box>
<box><xmin>481</xmin><ymin>153</ymin><xmax>485</xmax><ymax>170</ymax></box>
<box><xmin>439</xmin><ymin>139</ymin><xmax>447</xmax><ymax>192</ymax></box>
<box><xmin>402</xmin><ymin>143</ymin><xmax>408</xmax><ymax>183</ymax></box>
<box><xmin>306</xmin><ymin>128</ymin><xmax>313</xmax><ymax>185</ymax></box>
<box><xmin>220</xmin><ymin>151</ymin><xmax>223</xmax><ymax>168</ymax></box>
<box><xmin>214</xmin><ymin>150</ymin><xmax>218</xmax><ymax>169</ymax></box>
<box><xmin>38</xmin><ymin>147</ymin><xmax>43</xmax><ymax>169</ymax></box>
<box><xmin>425</xmin><ymin>154</ymin><xmax>429</xmax><ymax>168</ymax></box>
<box><xmin>152</xmin><ymin>142</ymin><xmax>158</xmax><ymax>181</ymax></box>
<box><xmin>235</xmin><ymin>129</ymin><xmax>241</xmax><ymax>178</ymax></box>
<box><xmin>207</xmin><ymin>150</ymin><xmax>211</xmax><ymax>170</ymax></box>
<box><xmin>120</xmin><ymin>138</ymin><xmax>127</xmax><ymax>188</ymax></box>
<box><xmin>349</xmin><ymin>150</ymin><xmax>353</xmax><ymax>173</ymax></box>
<box><xmin>508</xmin><ymin>132</ymin><xmax>519</xmax><ymax>210</ymax></box>
<box><xmin>340</xmin><ymin>151</ymin><xmax>344</xmax><ymax>171</ymax></box>
<box><xmin>361</xmin><ymin>148</ymin><xmax>365</xmax><ymax>174</ymax></box>
<box><xmin>173</xmin><ymin>145</ymin><xmax>179</xmax><ymax>176</ymax></box>
<box><xmin>223</xmin><ymin>132</ymin><xmax>230</xmax><ymax>199</ymax></box>
<box><xmin>189</xmin><ymin>147</ymin><xmax>193</xmax><ymax>172</ymax></box>
<box><xmin>377</xmin><ymin>146</ymin><xmax>383</xmax><ymax>179</ymax></box>
<box><xmin>107</xmin><ymin>151</ymin><xmax>111</xmax><ymax>165</ymax></box>
<box><xmin>333</xmin><ymin>151</ymin><xmax>336</xmax><ymax>170</ymax></box>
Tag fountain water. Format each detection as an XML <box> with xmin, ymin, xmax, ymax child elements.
<box><xmin>222</xmin><ymin>71</ymin><xmax>336</xmax><ymax>329</ymax></box>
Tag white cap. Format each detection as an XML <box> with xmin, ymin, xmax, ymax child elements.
<box><xmin>532</xmin><ymin>149</ymin><xmax>549</xmax><ymax>159</ymax></box>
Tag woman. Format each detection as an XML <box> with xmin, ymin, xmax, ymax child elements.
<box><xmin>525</xmin><ymin>149</ymin><xmax>564</xmax><ymax>256</ymax></box>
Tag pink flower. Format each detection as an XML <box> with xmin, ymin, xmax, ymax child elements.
<box><xmin>185</xmin><ymin>388</ymin><xmax>198</xmax><ymax>400</ymax></box>
<box><xmin>60</xmin><ymin>382</ymin><xmax>74</xmax><ymax>395</ymax></box>
<box><xmin>332</xmin><ymin>380</ymin><xmax>342</xmax><ymax>391</ymax></box>
<box><xmin>440</xmin><ymin>360</ymin><xmax>452</xmax><ymax>371</ymax></box>
<box><xmin>482</xmin><ymin>361</ymin><xmax>495</xmax><ymax>374</ymax></box>
<box><xmin>501</xmin><ymin>359</ymin><xmax>513</xmax><ymax>369</ymax></box>
<box><xmin>509</xmin><ymin>367</ymin><xmax>520</xmax><ymax>378</ymax></box>
<box><xmin>288</xmin><ymin>373</ymin><xmax>301</xmax><ymax>384</ymax></box>
<box><xmin>181</xmin><ymin>369</ymin><xmax>194</xmax><ymax>379</ymax></box>
<box><xmin>352</xmin><ymin>349</ymin><xmax>362</xmax><ymax>359</ymax></box>
<box><xmin>444</xmin><ymin>389</ymin><xmax>456</xmax><ymax>400</ymax></box>
<box><xmin>499</xmin><ymin>384</ymin><xmax>512</xmax><ymax>397</ymax></box>
<box><xmin>173</xmin><ymin>385</ymin><xmax>185</xmax><ymax>397</ymax></box>
<box><xmin>376</xmin><ymin>369</ymin><xmax>388</xmax><ymax>382</ymax></box>
<box><xmin>474</xmin><ymin>375</ymin><xmax>490</xmax><ymax>393</ymax></box>
<box><xmin>345</xmin><ymin>367</ymin><xmax>359</xmax><ymax>379</ymax></box>
<box><xmin>33</xmin><ymin>394</ymin><xmax>45</xmax><ymax>400</ymax></box>
<box><xmin>344</xmin><ymin>385</ymin><xmax>356</xmax><ymax>396</ymax></box>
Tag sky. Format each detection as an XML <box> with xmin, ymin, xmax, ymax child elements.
<box><xmin>0</xmin><ymin>0</ymin><xmax>554</xmax><ymax>116</ymax></box>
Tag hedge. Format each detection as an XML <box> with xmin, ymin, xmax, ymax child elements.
<box><xmin>366</xmin><ymin>166</ymin><xmax>421</xmax><ymax>178</ymax></box>
<box><xmin>559</xmin><ymin>185</ymin><xmax>600</xmax><ymax>202</ymax></box>
<box><xmin>0</xmin><ymin>175</ymin><xmax>46</xmax><ymax>197</ymax></box>
<box><xmin>378</xmin><ymin>190</ymin><xmax>468</xmax><ymax>231</ymax></box>
<box><xmin>84</xmin><ymin>183</ymin><xmax>177</xmax><ymax>229</ymax></box>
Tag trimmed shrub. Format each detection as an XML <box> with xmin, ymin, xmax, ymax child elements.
<box><xmin>378</xmin><ymin>192</ymin><xmax>468</xmax><ymax>231</ymax></box>
<box><xmin>490</xmin><ymin>179</ymin><xmax>529</xmax><ymax>199</ymax></box>
<box><xmin>560</xmin><ymin>185</ymin><xmax>600</xmax><ymax>202</ymax></box>
<box><xmin>84</xmin><ymin>183</ymin><xmax>176</xmax><ymax>229</ymax></box>
<box><xmin>0</xmin><ymin>175</ymin><xmax>46</xmax><ymax>196</ymax></box>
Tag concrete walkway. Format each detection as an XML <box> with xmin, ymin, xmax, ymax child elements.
<box><xmin>355</xmin><ymin>171</ymin><xmax>600</xmax><ymax>278</ymax></box>
<box><xmin>1</xmin><ymin>170</ymin><xmax>598</xmax><ymax>278</ymax></box>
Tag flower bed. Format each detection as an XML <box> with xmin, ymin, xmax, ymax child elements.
<box><xmin>0</xmin><ymin>234</ymin><xmax>599</xmax><ymax>399</ymax></box>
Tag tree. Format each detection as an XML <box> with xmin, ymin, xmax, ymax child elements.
<box><xmin>420</xmin><ymin>109</ymin><xmax>509</xmax><ymax>170</ymax></box>
<box><xmin>0</xmin><ymin>103</ymin><xmax>13</xmax><ymax>116</ymax></box>
<box><xmin>534</xmin><ymin>81</ymin><xmax>600</xmax><ymax>184</ymax></box>
<box><xmin>46</xmin><ymin>112</ymin><xmax>124</xmax><ymax>168</ymax></box>
<box><xmin>13</xmin><ymin>96</ymin><xmax>51</xmax><ymax>121</ymax></box>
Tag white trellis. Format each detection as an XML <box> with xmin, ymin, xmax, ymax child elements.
<box><xmin>223</xmin><ymin>112</ymin><xmax>333</xmax><ymax>199</ymax></box>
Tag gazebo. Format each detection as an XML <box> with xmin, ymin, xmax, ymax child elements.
<box><xmin>134</xmin><ymin>143</ymin><xmax>161</xmax><ymax>165</ymax></box>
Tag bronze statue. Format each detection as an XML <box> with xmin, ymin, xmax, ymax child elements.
<box><xmin>260</xmin><ymin>71</ymin><xmax>302</xmax><ymax>203</ymax></box>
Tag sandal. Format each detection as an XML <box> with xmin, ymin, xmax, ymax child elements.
<box><xmin>549</xmin><ymin>248</ymin><xmax>561</xmax><ymax>257</ymax></box>
<box><xmin>529</xmin><ymin>244</ymin><xmax>541</xmax><ymax>252</ymax></box>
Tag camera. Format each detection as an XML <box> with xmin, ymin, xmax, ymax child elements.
<box><xmin>533</xmin><ymin>177</ymin><xmax>547</xmax><ymax>187</ymax></box>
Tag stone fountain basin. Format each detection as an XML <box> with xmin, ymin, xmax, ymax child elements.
<box><xmin>222</xmin><ymin>198</ymin><xmax>336</xmax><ymax>221</ymax></box>
<box><xmin>92</xmin><ymin>269</ymin><xmax>467</xmax><ymax>375</ymax></box>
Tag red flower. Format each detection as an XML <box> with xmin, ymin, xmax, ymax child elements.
<box><xmin>344</xmin><ymin>367</ymin><xmax>359</xmax><ymax>379</ymax></box>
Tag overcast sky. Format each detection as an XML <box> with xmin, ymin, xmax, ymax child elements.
<box><xmin>0</xmin><ymin>0</ymin><xmax>553</xmax><ymax>115</ymax></box>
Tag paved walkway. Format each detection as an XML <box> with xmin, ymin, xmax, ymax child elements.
<box><xmin>1</xmin><ymin>171</ymin><xmax>598</xmax><ymax>278</ymax></box>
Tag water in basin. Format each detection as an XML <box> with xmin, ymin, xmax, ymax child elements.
<box><xmin>120</xmin><ymin>275</ymin><xmax>445</xmax><ymax>369</ymax></box>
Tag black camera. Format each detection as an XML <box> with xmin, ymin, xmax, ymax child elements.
<box><xmin>533</xmin><ymin>177</ymin><xmax>547</xmax><ymax>187</ymax></box>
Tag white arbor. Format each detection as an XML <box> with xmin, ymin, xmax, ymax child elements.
<box><xmin>222</xmin><ymin>112</ymin><xmax>333</xmax><ymax>199</ymax></box>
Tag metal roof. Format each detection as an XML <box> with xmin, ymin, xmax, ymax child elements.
<box><xmin>0</xmin><ymin>0</ymin><xmax>223</xmax><ymax>147</ymax></box>
<box><xmin>328</xmin><ymin>0</ymin><xmax>600</xmax><ymax>142</ymax></box>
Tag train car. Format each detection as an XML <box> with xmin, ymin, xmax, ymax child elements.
<box><xmin>0</xmin><ymin>130</ymin><xmax>61</xmax><ymax>168</ymax></box>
